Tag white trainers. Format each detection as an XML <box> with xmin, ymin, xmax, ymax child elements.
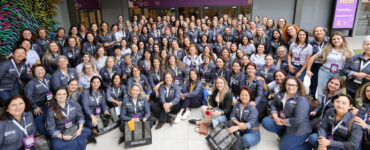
<box><xmin>181</xmin><ymin>110</ymin><xmax>191</xmax><ymax>120</ymax></box>
<box><xmin>174</xmin><ymin>113</ymin><xmax>182</xmax><ymax>123</ymax></box>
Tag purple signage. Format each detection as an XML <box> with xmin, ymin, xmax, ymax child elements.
<box><xmin>332</xmin><ymin>0</ymin><xmax>358</xmax><ymax>29</ymax></box>
<box><xmin>129</xmin><ymin>0</ymin><xmax>252</xmax><ymax>8</ymax></box>
<box><xmin>75</xmin><ymin>0</ymin><xmax>100</xmax><ymax>9</ymax></box>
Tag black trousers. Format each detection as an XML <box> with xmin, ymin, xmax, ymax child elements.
<box><xmin>150</xmin><ymin>102</ymin><xmax>181</xmax><ymax>123</ymax></box>
<box><xmin>256</xmin><ymin>101</ymin><xmax>268</xmax><ymax>122</ymax></box>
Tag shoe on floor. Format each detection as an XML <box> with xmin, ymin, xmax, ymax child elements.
<box><xmin>188</xmin><ymin>118</ymin><xmax>201</xmax><ymax>125</ymax></box>
<box><xmin>155</xmin><ymin>122</ymin><xmax>164</xmax><ymax>130</ymax></box>
<box><xmin>181</xmin><ymin>110</ymin><xmax>191</xmax><ymax>120</ymax></box>
<box><xmin>87</xmin><ymin>136</ymin><xmax>97</xmax><ymax>144</ymax></box>
<box><xmin>168</xmin><ymin>117</ymin><xmax>174</xmax><ymax>125</ymax></box>
<box><xmin>118</xmin><ymin>136</ymin><xmax>125</xmax><ymax>144</ymax></box>
<box><xmin>174</xmin><ymin>113</ymin><xmax>182</xmax><ymax>123</ymax></box>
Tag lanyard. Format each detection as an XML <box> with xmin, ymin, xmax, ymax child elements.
<box><xmin>61</xmin><ymin>104</ymin><xmax>70</xmax><ymax>119</ymax></box>
<box><xmin>12</xmin><ymin>117</ymin><xmax>28</xmax><ymax>136</ymax></box>
<box><xmin>166</xmin><ymin>87</ymin><xmax>170</xmax><ymax>97</ymax></box>
<box><xmin>239</xmin><ymin>105</ymin><xmax>244</xmax><ymax>120</ymax></box>
<box><xmin>61</xmin><ymin>70</ymin><xmax>70</xmax><ymax>81</ymax></box>
<box><xmin>320</xmin><ymin>96</ymin><xmax>330</xmax><ymax>119</ymax></box>
<box><xmin>203</xmin><ymin>65</ymin><xmax>209</xmax><ymax>74</ymax></box>
<box><xmin>331</xmin><ymin>119</ymin><xmax>345</xmax><ymax>135</ymax></box>
<box><xmin>92</xmin><ymin>91</ymin><xmax>100</xmax><ymax>105</ymax></box>
<box><xmin>172</xmin><ymin>66</ymin><xmax>178</xmax><ymax>76</ymax></box>
<box><xmin>11</xmin><ymin>59</ymin><xmax>23</xmax><ymax>77</ymax></box>
<box><xmin>190</xmin><ymin>83</ymin><xmax>196</xmax><ymax>92</ymax></box>
<box><xmin>38</xmin><ymin>79</ymin><xmax>49</xmax><ymax>90</ymax></box>
<box><xmin>133</xmin><ymin>99</ymin><xmax>138</xmax><ymax>114</ymax></box>
<box><xmin>360</xmin><ymin>60</ymin><xmax>370</xmax><ymax>71</ymax></box>
<box><xmin>113</xmin><ymin>87</ymin><xmax>120</xmax><ymax>97</ymax></box>
<box><xmin>230</xmin><ymin>74</ymin><xmax>237</xmax><ymax>86</ymax></box>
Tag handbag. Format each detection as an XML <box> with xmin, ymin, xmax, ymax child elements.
<box><xmin>124</xmin><ymin>121</ymin><xmax>152</xmax><ymax>148</ymax></box>
<box><xmin>62</xmin><ymin>124</ymin><xmax>78</xmax><ymax>136</ymax></box>
<box><xmin>96</xmin><ymin>110</ymin><xmax>119</xmax><ymax>135</ymax></box>
<box><xmin>194</xmin><ymin>123</ymin><xmax>209</xmax><ymax>135</ymax></box>
<box><xmin>206</xmin><ymin>122</ymin><xmax>241</xmax><ymax>150</ymax></box>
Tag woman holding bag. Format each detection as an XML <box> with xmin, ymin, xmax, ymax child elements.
<box><xmin>46</xmin><ymin>87</ymin><xmax>91</xmax><ymax>150</ymax></box>
<box><xmin>118</xmin><ymin>83</ymin><xmax>151</xmax><ymax>144</ymax></box>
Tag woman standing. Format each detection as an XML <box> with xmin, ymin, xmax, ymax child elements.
<box><xmin>97</xmin><ymin>22</ymin><xmax>116</xmax><ymax>56</ymax></box>
<box><xmin>287</xmin><ymin>29</ymin><xmax>312</xmax><ymax>81</ymax></box>
<box><xmin>306</xmin><ymin>31</ymin><xmax>353</xmax><ymax>100</ymax></box>
<box><xmin>42</xmin><ymin>42</ymin><xmax>61</xmax><ymax>74</ymax></box>
<box><xmin>99</xmin><ymin>57</ymin><xmax>122</xmax><ymax>89</ymax></box>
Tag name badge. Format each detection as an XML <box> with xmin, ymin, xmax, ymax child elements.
<box><xmin>279</xmin><ymin>110</ymin><xmax>286</xmax><ymax>119</ymax></box>
<box><xmin>23</xmin><ymin>134</ymin><xmax>35</xmax><ymax>148</ymax></box>
<box><xmin>193</xmin><ymin>37</ymin><xmax>197</xmax><ymax>43</ymax></box>
<box><xmin>65</xmin><ymin>120</ymin><xmax>73</xmax><ymax>128</ymax></box>
<box><xmin>328</xmin><ymin>136</ymin><xmax>334</xmax><ymax>140</ymax></box>
<box><xmin>46</xmin><ymin>91</ymin><xmax>53</xmax><ymax>101</ymax></box>
<box><xmin>174</xmin><ymin>77</ymin><xmax>180</xmax><ymax>84</ymax></box>
<box><xmin>190</xmin><ymin>65</ymin><xmax>196</xmax><ymax>69</ymax></box>
<box><xmin>330</xmin><ymin>64</ymin><xmax>339</xmax><ymax>74</ymax></box>
<box><xmin>133</xmin><ymin>114</ymin><xmax>140</xmax><ymax>119</ymax></box>
<box><xmin>293</xmin><ymin>57</ymin><xmax>300</xmax><ymax>65</ymax></box>
<box><xmin>201</xmin><ymin>76</ymin><xmax>206</xmax><ymax>83</ymax></box>
<box><xmin>95</xmin><ymin>106</ymin><xmax>102</xmax><ymax>115</ymax></box>
<box><xmin>115</xmin><ymin>107</ymin><xmax>120</xmax><ymax>115</ymax></box>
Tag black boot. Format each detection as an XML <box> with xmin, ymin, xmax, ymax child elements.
<box><xmin>87</xmin><ymin>136</ymin><xmax>97</xmax><ymax>144</ymax></box>
<box><xmin>118</xmin><ymin>136</ymin><xmax>125</xmax><ymax>144</ymax></box>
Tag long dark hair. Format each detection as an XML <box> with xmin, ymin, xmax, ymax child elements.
<box><xmin>187</xmin><ymin>69</ymin><xmax>200</xmax><ymax>91</ymax></box>
<box><xmin>89</xmin><ymin>76</ymin><xmax>104</xmax><ymax>94</ymax></box>
<box><xmin>111</xmin><ymin>73</ymin><xmax>122</xmax><ymax>86</ymax></box>
<box><xmin>0</xmin><ymin>95</ymin><xmax>32</xmax><ymax>120</ymax></box>
<box><xmin>280</xmin><ymin>76</ymin><xmax>307</xmax><ymax>97</ymax></box>
<box><xmin>296</xmin><ymin>29</ymin><xmax>309</xmax><ymax>49</ymax></box>
<box><xmin>52</xmin><ymin>87</ymin><xmax>69</xmax><ymax>120</ymax></box>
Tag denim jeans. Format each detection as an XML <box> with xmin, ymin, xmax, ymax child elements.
<box><xmin>317</xmin><ymin>66</ymin><xmax>341</xmax><ymax>101</ymax></box>
<box><xmin>262</xmin><ymin>117</ymin><xmax>311</xmax><ymax>150</ymax></box>
<box><xmin>51</xmin><ymin>128</ymin><xmax>91</xmax><ymax>150</ymax></box>
<box><xmin>241</xmin><ymin>129</ymin><xmax>261</xmax><ymax>148</ymax></box>
<box><xmin>211</xmin><ymin>110</ymin><xmax>227</xmax><ymax>128</ymax></box>
<box><xmin>0</xmin><ymin>88</ymin><xmax>19</xmax><ymax>101</ymax></box>
<box><xmin>34</xmin><ymin>106</ymin><xmax>48</xmax><ymax>135</ymax></box>
<box><xmin>288</xmin><ymin>65</ymin><xmax>306</xmax><ymax>81</ymax></box>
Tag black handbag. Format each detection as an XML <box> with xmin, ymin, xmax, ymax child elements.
<box><xmin>124</xmin><ymin>121</ymin><xmax>152</xmax><ymax>148</ymax></box>
<box><xmin>62</xmin><ymin>125</ymin><xmax>78</xmax><ymax>136</ymax></box>
<box><xmin>96</xmin><ymin>109</ymin><xmax>119</xmax><ymax>135</ymax></box>
<box><xmin>206</xmin><ymin>122</ymin><xmax>241</xmax><ymax>150</ymax></box>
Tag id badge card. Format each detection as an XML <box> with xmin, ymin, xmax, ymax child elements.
<box><xmin>328</xmin><ymin>136</ymin><xmax>334</xmax><ymax>140</ymax></box>
<box><xmin>23</xmin><ymin>134</ymin><xmax>35</xmax><ymax>148</ymax></box>
<box><xmin>174</xmin><ymin>77</ymin><xmax>180</xmax><ymax>84</ymax></box>
<box><xmin>27</xmin><ymin>66</ymin><xmax>32</xmax><ymax>74</ymax></box>
<box><xmin>95</xmin><ymin>106</ymin><xmax>102</xmax><ymax>115</ymax></box>
<box><xmin>201</xmin><ymin>76</ymin><xmax>206</xmax><ymax>83</ymax></box>
<box><xmin>46</xmin><ymin>91</ymin><xmax>53</xmax><ymax>101</ymax></box>
<box><xmin>293</xmin><ymin>57</ymin><xmax>300</xmax><ymax>66</ymax></box>
<box><xmin>330</xmin><ymin>64</ymin><xmax>339</xmax><ymax>74</ymax></box>
<box><xmin>278</xmin><ymin>110</ymin><xmax>286</xmax><ymax>119</ymax></box>
<box><xmin>193</xmin><ymin>37</ymin><xmax>197</xmax><ymax>43</ymax></box>
<box><xmin>115</xmin><ymin>107</ymin><xmax>120</xmax><ymax>115</ymax></box>
<box><xmin>190</xmin><ymin>65</ymin><xmax>196</xmax><ymax>69</ymax></box>
<box><xmin>133</xmin><ymin>114</ymin><xmax>140</xmax><ymax>119</ymax></box>
<box><xmin>65</xmin><ymin>120</ymin><xmax>73</xmax><ymax>128</ymax></box>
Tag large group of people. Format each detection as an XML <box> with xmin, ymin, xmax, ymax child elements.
<box><xmin>0</xmin><ymin>13</ymin><xmax>369</xmax><ymax>150</ymax></box>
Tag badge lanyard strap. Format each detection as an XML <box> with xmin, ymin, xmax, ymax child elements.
<box><xmin>331</xmin><ymin>119</ymin><xmax>345</xmax><ymax>136</ymax></box>
<box><xmin>12</xmin><ymin>117</ymin><xmax>29</xmax><ymax>136</ymax></box>
<box><xmin>93</xmin><ymin>92</ymin><xmax>100</xmax><ymax>105</ymax></box>
<box><xmin>61</xmin><ymin>104</ymin><xmax>70</xmax><ymax>120</ymax></box>
<box><xmin>38</xmin><ymin>79</ymin><xmax>49</xmax><ymax>91</ymax></box>
<box><xmin>11</xmin><ymin>59</ymin><xmax>23</xmax><ymax>77</ymax></box>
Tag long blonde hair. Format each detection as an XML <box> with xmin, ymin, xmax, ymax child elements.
<box><xmin>321</xmin><ymin>31</ymin><xmax>353</xmax><ymax>64</ymax></box>
<box><xmin>212</xmin><ymin>76</ymin><xmax>230</xmax><ymax>104</ymax></box>
<box><xmin>42</xmin><ymin>41</ymin><xmax>60</xmax><ymax>64</ymax></box>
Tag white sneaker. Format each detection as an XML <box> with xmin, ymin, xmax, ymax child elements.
<box><xmin>174</xmin><ymin>113</ymin><xmax>182</xmax><ymax>123</ymax></box>
<box><xmin>181</xmin><ymin>110</ymin><xmax>191</xmax><ymax>120</ymax></box>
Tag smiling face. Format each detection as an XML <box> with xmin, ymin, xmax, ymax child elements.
<box><xmin>327</xmin><ymin>79</ymin><xmax>341</xmax><ymax>93</ymax></box>
<box><xmin>55</xmin><ymin>89</ymin><xmax>68</xmax><ymax>104</ymax></box>
<box><xmin>275</xmin><ymin>71</ymin><xmax>286</xmax><ymax>84</ymax></box>
<box><xmin>285</xmin><ymin>79</ymin><xmax>298</xmax><ymax>95</ymax></box>
<box><xmin>130</xmin><ymin>85</ymin><xmax>140</xmax><ymax>99</ymax></box>
<box><xmin>7</xmin><ymin>98</ymin><xmax>25</xmax><ymax>117</ymax></box>
<box><xmin>13</xmin><ymin>48</ymin><xmax>26</xmax><ymax>62</ymax></box>
<box><xmin>67</xmin><ymin>80</ymin><xmax>78</xmax><ymax>92</ymax></box>
<box><xmin>215</xmin><ymin>78</ymin><xmax>225</xmax><ymax>91</ymax></box>
<box><xmin>164</xmin><ymin>73</ymin><xmax>173</xmax><ymax>85</ymax></box>
<box><xmin>189</xmin><ymin>71</ymin><xmax>197</xmax><ymax>81</ymax></box>
<box><xmin>240</xmin><ymin>89</ymin><xmax>250</xmax><ymax>104</ymax></box>
<box><xmin>91</xmin><ymin>78</ymin><xmax>101</xmax><ymax>90</ymax></box>
<box><xmin>333</xmin><ymin>96</ymin><xmax>351</xmax><ymax>115</ymax></box>
<box><xmin>331</xmin><ymin>35</ymin><xmax>343</xmax><ymax>48</ymax></box>
<box><xmin>314</xmin><ymin>27</ymin><xmax>325</xmax><ymax>39</ymax></box>
<box><xmin>34</xmin><ymin>66</ymin><xmax>46</xmax><ymax>79</ymax></box>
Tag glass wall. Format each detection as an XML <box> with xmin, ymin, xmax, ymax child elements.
<box><xmin>356</xmin><ymin>1</ymin><xmax>370</xmax><ymax>35</ymax></box>
<box><xmin>178</xmin><ymin>7</ymin><xmax>201</xmax><ymax>18</ymax></box>
<box><xmin>77</xmin><ymin>9</ymin><xmax>102</xmax><ymax>27</ymax></box>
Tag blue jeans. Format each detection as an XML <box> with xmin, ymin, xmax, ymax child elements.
<box><xmin>288</xmin><ymin>65</ymin><xmax>306</xmax><ymax>81</ymax></box>
<box><xmin>84</xmin><ymin>114</ymin><xmax>94</xmax><ymax>129</ymax></box>
<box><xmin>262</xmin><ymin>117</ymin><xmax>311</xmax><ymax>150</ymax></box>
<box><xmin>0</xmin><ymin>88</ymin><xmax>19</xmax><ymax>101</ymax></box>
<box><xmin>34</xmin><ymin>106</ymin><xmax>48</xmax><ymax>135</ymax></box>
<box><xmin>211</xmin><ymin>110</ymin><xmax>227</xmax><ymax>128</ymax></box>
<box><xmin>241</xmin><ymin>129</ymin><xmax>261</xmax><ymax>148</ymax></box>
<box><xmin>51</xmin><ymin>128</ymin><xmax>91</xmax><ymax>150</ymax></box>
<box><xmin>317</xmin><ymin>66</ymin><xmax>341</xmax><ymax>101</ymax></box>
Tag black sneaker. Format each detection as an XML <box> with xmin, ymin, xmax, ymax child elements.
<box><xmin>118</xmin><ymin>136</ymin><xmax>125</xmax><ymax>144</ymax></box>
<box><xmin>188</xmin><ymin>118</ymin><xmax>201</xmax><ymax>125</ymax></box>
